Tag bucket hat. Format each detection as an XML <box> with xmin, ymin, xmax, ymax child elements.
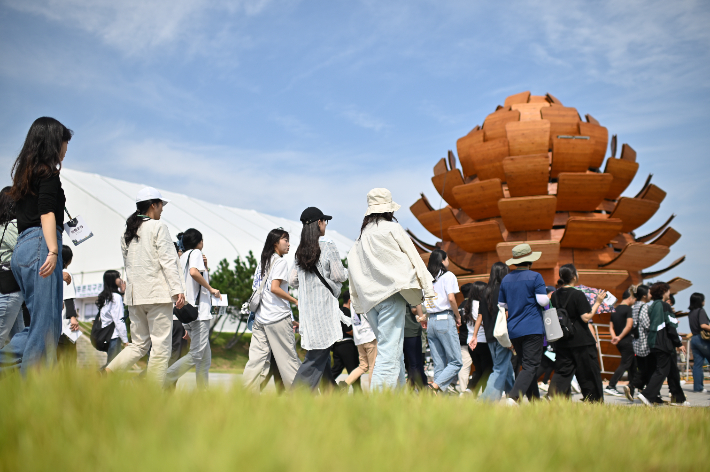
<box><xmin>505</xmin><ymin>243</ymin><xmax>542</xmax><ymax>266</ymax></box>
<box><xmin>365</xmin><ymin>188</ymin><xmax>401</xmax><ymax>216</ymax></box>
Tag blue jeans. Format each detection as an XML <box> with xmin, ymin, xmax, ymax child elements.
<box><xmin>0</xmin><ymin>291</ymin><xmax>25</xmax><ymax>348</ymax></box>
<box><xmin>105</xmin><ymin>338</ymin><xmax>122</xmax><ymax>367</ymax></box>
<box><xmin>0</xmin><ymin>227</ymin><xmax>63</xmax><ymax>374</ymax></box>
<box><xmin>691</xmin><ymin>335</ymin><xmax>710</xmax><ymax>392</ymax></box>
<box><xmin>426</xmin><ymin>310</ymin><xmax>462</xmax><ymax>390</ymax></box>
<box><xmin>164</xmin><ymin>319</ymin><xmax>212</xmax><ymax>389</ymax></box>
<box><xmin>480</xmin><ymin>339</ymin><xmax>515</xmax><ymax>402</ymax></box>
<box><xmin>366</xmin><ymin>293</ymin><xmax>406</xmax><ymax>391</ymax></box>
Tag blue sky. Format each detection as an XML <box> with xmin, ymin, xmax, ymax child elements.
<box><xmin>1</xmin><ymin>0</ymin><xmax>709</xmax><ymax>312</ymax></box>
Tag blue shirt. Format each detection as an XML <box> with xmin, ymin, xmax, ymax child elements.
<box><xmin>498</xmin><ymin>269</ymin><xmax>546</xmax><ymax>339</ymax></box>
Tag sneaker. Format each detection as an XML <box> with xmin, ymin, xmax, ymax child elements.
<box><xmin>638</xmin><ymin>392</ymin><xmax>652</xmax><ymax>406</ymax></box>
<box><xmin>571</xmin><ymin>377</ymin><xmax>582</xmax><ymax>394</ymax></box>
<box><xmin>670</xmin><ymin>401</ymin><xmax>691</xmax><ymax>407</ymax></box>
<box><xmin>446</xmin><ymin>385</ymin><xmax>458</xmax><ymax>395</ymax></box>
<box><xmin>505</xmin><ymin>398</ymin><xmax>518</xmax><ymax>407</ymax></box>
<box><xmin>459</xmin><ymin>389</ymin><xmax>473</xmax><ymax>397</ymax></box>
<box><xmin>538</xmin><ymin>382</ymin><xmax>549</xmax><ymax>393</ymax></box>
<box><xmin>622</xmin><ymin>385</ymin><xmax>634</xmax><ymax>402</ymax></box>
<box><xmin>604</xmin><ymin>386</ymin><xmax>623</xmax><ymax>397</ymax></box>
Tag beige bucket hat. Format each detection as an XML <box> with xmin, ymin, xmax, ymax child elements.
<box><xmin>505</xmin><ymin>243</ymin><xmax>542</xmax><ymax>266</ymax></box>
<box><xmin>365</xmin><ymin>188</ymin><xmax>401</xmax><ymax>216</ymax></box>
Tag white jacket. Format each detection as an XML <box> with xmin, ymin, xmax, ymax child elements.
<box><xmin>347</xmin><ymin>220</ymin><xmax>434</xmax><ymax>315</ymax></box>
<box><xmin>121</xmin><ymin>218</ymin><xmax>184</xmax><ymax>306</ymax></box>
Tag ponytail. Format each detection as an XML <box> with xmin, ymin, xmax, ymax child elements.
<box><xmin>124</xmin><ymin>199</ymin><xmax>161</xmax><ymax>246</ymax></box>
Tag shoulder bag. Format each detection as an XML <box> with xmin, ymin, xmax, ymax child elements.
<box><xmin>90</xmin><ymin>311</ymin><xmax>115</xmax><ymax>352</ymax></box>
<box><xmin>493</xmin><ymin>305</ymin><xmax>511</xmax><ymax>348</ymax></box>
<box><xmin>241</xmin><ymin>254</ymin><xmax>277</xmax><ymax>320</ymax></box>
<box><xmin>173</xmin><ymin>250</ymin><xmax>202</xmax><ymax>324</ymax></box>
<box><xmin>0</xmin><ymin>223</ymin><xmax>20</xmax><ymax>295</ymax></box>
<box><xmin>544</xmin><ymin>290</ymin><xmax>576</xmax><ymax>342</ymax></box>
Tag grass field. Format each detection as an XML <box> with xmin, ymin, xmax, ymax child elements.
<box><xmin>0</xmin><ymin>369</ymin><xmax>708</xmax><ymax>472</ymax></box>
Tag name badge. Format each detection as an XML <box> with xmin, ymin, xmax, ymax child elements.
<box><xmin>436</xmin><ymin>314</ymin><xmax>448</xmax><ymax>321</ymax></box>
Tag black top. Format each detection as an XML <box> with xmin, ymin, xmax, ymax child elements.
<box><xmin>610</xmin><ymin>305</ymin><xmax>633</xmax><ymax>340</ymax></box>
<box><xmin>689</xmin><ymin>308</ymin><xmax>710</xmax><ymax>336</ymax></box>
<box><xmin>480</xmin><ymin>288</ymin><xmax>497</xmax><ymax>343</ymax></box>
<box><xmin>404</xmin><ymin>304</ymin><xmax>422</xmax><ymax>338</ymax></box>
<box><xmin>457</xmin><ymin>300</ymin><xmax>468</xmax><ymax>345</ymax></box>
<box><xmin>16</xmin><ymin>173</ymin><xmax>65</xmax><ymax>233</ymax></box>
<box><xmin>551</xmin><ymin>287</ymin><xmax>595</xmax><ymax>348</ymax></box>
<box><xmin>337</xmin><ymin>306</ymin><xmax>353</xmax><ymax>343</ymax></box>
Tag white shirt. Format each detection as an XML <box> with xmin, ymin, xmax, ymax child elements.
<box><xmin>61</xmin><ymin>270</ymin><xmax>76</xmax><ymax>333</ymax></box>
<box><xmin>253</xmin><ymin>255</ymin><xmax>292</xmax><ymax>325</ymax></box>
<box><xmin>100</xmin><ymin>293</ymin><xmax>128</xmax><ymax>343</ymax></box>
<box><xmin>467</xmin><ymin>300</ymin><xmax>487</xmax><ymax>344</ymax></box>
<box><xmin>351</xmin><ymin>306</ymin><xmax>376</xmax><ymax>345</ymax></box>
<box><xmin>424</xmin><ymin>271</ymin><xmax>459</xmax><ymax>314</ymax></box>
<box><xmin>179</xmin><ymin>249</ymin><xmax>213</xmax><ymax>321</ymax></box>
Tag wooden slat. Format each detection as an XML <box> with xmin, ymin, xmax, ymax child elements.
<box><xmin>406</xmin><ymin>229</ymin><xmax>437</xmax><ymax>251</ymax></box>
<box><xmin>639</xmin><ymin>184</ymin><xmax>667</xmax><ymax>204</ymax></box>
<box><xmin>458</xmin><ymin>138</ymin><xmax>509</xmax><ymax>181</ymax></box>
<box><xmin>503</xmin><ymin>155</ymin><xmax>550</xmax><ymax>197</ymax></box>
<box><xmin>551</xmin><ymin>137</ymin><xmax>595</xmax><ymax>177</ymax></box>
<box><xmin>600</xmin><ymin>243</ymin><xmax>670</xmax><ymax>270</ymax></box>
<box><xmin>650</xmin><ymin>227</ymin><xmax>681</xmax><ymax>247</ymax></box>
<box><xmin>498</xmin><ymin>195</ymin><xmax>557</xmax><ymax>232</ymax></box>
<box><xmin>511</xmin><ymin>102</ymin><xmax>550</xmax><ymax>121</ymax></box>
<box><xmin>529</xmin><ymin>95</ymin><xmax>549</xmax><ymax>103</ymax></box>
<box><xmin>504</xmin><ymin>91</ymin><xmax>530</xmax><ymax>107</ymax></box>
<box><xmin>577</xmin><ymin>270</ymin><xmax>630</xmax><ymax>291</ymax></box>
<box><xmin>611</xmin><ymin>232</ymin><xmax>635</xmax><ymax>250</ymax></box>
<box><xmin>560</xmin><ymin>217</ymin><xmax>623</xmax><ymax>249</ymax></box>
<box><xmin>456</xmin><ymin>129</ymin><xmax>485</xmax><ymax>177</ymax></box>
<box><xmin>431</xmin><ymin>169</ymin><xmax>465</xmax><ymax>208</ymax></box>
<box><xmin>620</xmin><ymin>143</ymin><xmax>636</xmax><ymax>162</ymax></box>
<box><xmin>555</xmin><ymin>173</ymin><xmax>613</xmax><ymax>211</ymax></box>
<box><xmin>609</xmin><ymin>197</ymin><xmax>660</xmax><ymax>233</ymax></box>
<box><xmin>439</xmin><ymin>241</ymin><xmax>488</xmax><ymax>273</ymax></box>
<box><xmin>482</xmin><ymin>110</ymin><xmax>520</xmax><ymax>141</ymax></box>
<box><xmin>604</xmin><ymin>158</ymin><xmax>639</xmax><ymax>200</ymax></box>
<box><xmin>641</xmin><ymin>256</ymin><xmax>686</xmax><ymax>279</ymax></box>
<box><xmin>505</xmin><ymin>120</ymin><xmax>550</xmax><ymax>156</ymax></box>
<box><xmin>585</xmin><ymin>114</ymin><xmax>600</xmax><ymax>125</ymax></box>
<box><xmin>635</xmin><ymin>214</ymin><xmax>675</xmax><ymax>242</ymax></box>
<box><xmin>578</xmin><ymin>122</ymin><xmax>608</xmax><ymax>168</ymax></box>
<box><xmin>456</xmin><ymin>275</ymin><xmax>489</xmax><ymax>287</ymax></box>
<box><xmin>415</xmin><ymin>207</ymin><xmax>460</xmax><ymax>241</ymax></box>
<box><xmin>573</xmin><ymin>248</ymin><xmax>615</xmax><ymax>268</ymax></box>
<box><xmin>433</xmin><ymin>158</ymin><xmax>448</xmax><ymax>176</ymax></box>
<box><xmin>410</xmin><ymin>194</ymin><xmax>434</xmax><ymax>217</ymax></box>
<box><xmin>541</xmin><ymin>106</ymin><xmax>580</xmax><ymax>147</ymax></box>
<box><xmin>667</xmin><ymin>277</ymin><xmax>692</xmax><ymax>295</ymax></box>
<box><xmin>634</xmin><ymin>174</ymin><xmax>654</xmax><ymax>198</ymax></box>
<box><xmin>526</xmin><ymin>230</ymin><xmax>552</xmax><ymax>240</ymax></box>
<box><xmin>546</xmin><ymin>93</ymin><xmax>563</xmax><ymax>105</ymax></box>
<box><xmin>496</xmin><ymin>241</ymin><xmax>560</xmax><ymax>269</ymax></box>
<box><xmin>448</xmin><ymin>221</ymin><xmax>504</xmax><ymax>253</ymax></box>
<box><xmin>452</xmin><ymin>179</ymin><xmax>504</xmax><ymax>220</ymax></box>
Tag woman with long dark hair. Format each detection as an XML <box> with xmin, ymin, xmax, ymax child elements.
<box><xmin>477</xmin><ymin>262</ymin><xmax>513</xmax><ymax>401</ymax></box>
<box><xmin>0</xmin><ymin>187</ymin><xmax>24</xmax><ymax>348</ymax></box>
<box><xmin>624</xmin><ymin>284</ymin><xmax>651</xmax><ymax>401</ymax></box>
<box><xmin>242</xmin><ymin>228</ymin><xmax>302</xmax><ymax>391</ymax></box>
<box><xmin>464</xmin><ymin>281</ymin><xmax>493</xmax><ymax>394</ymax></box>
<box><xmin>688</xmin><ymin>292</ymin><xmax>709</xmax><ymax>393</ymax></box>
<box><xmin>105</xmin><ymin>187</ymin><xmax>185</xmax><ymax>384</ymax></box>
<box><xmin>0</xmin><ymin>118</ymin><xmax>71</xmax><ymax>374</ymax></box>
<box><xmin>97</xmin><ymin>270</ymin><xmax>127</xmax><ymax>365</ymax></box>
<box><xmin>290</xmin><ymin>207</ymin><xmax>348</xmax><ymax>391</ymax></box>
<box><xmin>347</xmin><ymin>189</ymin><xmax>435</xmax><ymax>391</ymax></box>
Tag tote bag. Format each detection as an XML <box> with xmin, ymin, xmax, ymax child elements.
<box><xmin>542</xmin><ymin>306</ymin><xmax>564</xmax><ymax>342</ymax></box>
<box><xmin>493</xmin><ymin>305</ymin><xmax>511</xmax><ymax>348</ymax></box>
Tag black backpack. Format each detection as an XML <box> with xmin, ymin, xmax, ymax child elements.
<box><xmin>90</xmin><ymin>312</ymin><xmax>115</xmax><ymax>352</ymax></box>
<box><xmin>555</xmin><ymin>290</ymin><xmax>577</xmax><ymax>341</ymax></box>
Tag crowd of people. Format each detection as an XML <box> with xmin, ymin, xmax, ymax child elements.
<box><xmin>0</xmin><ymin>117</ymin><xmax>707</xmax><ymax>406</ymax></box>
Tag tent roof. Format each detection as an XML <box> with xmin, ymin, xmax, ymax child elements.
<box><xmin>60</xmin><ymin>168</ymin><xmax>354</xmax><ymax>287</ymax></box>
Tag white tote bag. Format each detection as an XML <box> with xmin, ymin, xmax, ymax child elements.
<box><xmin>543</xmin><ymin>306</ymin><xmax>564</xmax><ymax>342</ymax></box>
<box><xmin>493</xmin><ymin>305</ymin><xmax>511</xmax><ymax>348</ymax></box>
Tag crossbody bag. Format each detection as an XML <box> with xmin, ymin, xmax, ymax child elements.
<box><xmin>173</xmin><ymin>250</ymin><xmax>202</xmax><ymax>324</ymax></box>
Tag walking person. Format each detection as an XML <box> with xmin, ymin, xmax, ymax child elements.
<box><xmin>497</xmin><ymin>244</ymin><xmax>552</xmax><ymax>404</ymax></box>
<box><xmin>97</xmin><ymin>270</ymin><xmax>128</xmax><ymax>366</ymax></box>
<box><xmin>605</xmin><ymin>288</ymin><xmax>636</xmax><ymax>397</ymax></box>
<box><xmin>164</xmin><ymin>229</ymin><xmax>220</xmax><ymax>389</ymax></box>
<box><xmin>347</xmin><ymin>189</ymin><xmax>435</xmax><ymax>391</ymax></box>
<box><xmin>331</xmin><ymin>292</ymin><xmax>361</xmax><ymax>390</ymax></box>
<box><xmin>478</xmin><ymin>262</ymin><xmax>515</xmax><ymax>402</ymax></box>
<box><xmin>688</xmin><ymin>293</ymin><xmax>710</xmax><ymax>393</ymax></box>
<box><xmin>423</xmin><ymin>249</ymin><xmax>462</xmax><ymax>394</ymax></box>
<box><xmin>457</xmin><ymin>284</ymin><xmax>475</xmax><ymax>393</ymax></box>
<box><xmin>56</xmin><ymin>245</ymin><xmax>81</xmax><ymax>365</ymax></box>
<box><xmin>402</xmin><ymin>304</ymin><xmax>428</xmax><ymax>389</ymax></box>
<box><xmin>0</xmin><ymin>187</ymin><xmax>24</xmax><ymax>348</ymax></box>
<box><xmin>466</xmin><ymin>281</ymin><xmax>493</xmax><ymax>395</ymax></box>
<box><xmin>289</xmin><ymin>208</ymin><xmax>348</xmax><ymax>391</ymax></box>
<box><xmin>0</xmin><ymin>118</ymin><xmax>72</xmax><ymax>374</ymax></box>
<box><xmin>338</xmin><ymin>291</ymin><xmax>378</xmax><ymax>392</ymax></box>
<box><xmin>105</xmin><ymin>187</ymin><xmax>185</xmax><ymax>384</ymax></box>
<box><xmin>547</xmin><ymin>264</ymin><xmax>605</xmax><ymax>402</ymax></box>
<box><xmin>242</xmin><ymin>228</ymin><xmax>302</xmax><ymax>392</ymax></box>
<box><xmin>623</xmin><ymin>284</ymin><xmax>652</xmax><ymax>401</ymax></box>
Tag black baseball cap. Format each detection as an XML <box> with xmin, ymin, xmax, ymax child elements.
<box><xmin>300</xmin><ymin>207</ymin><xmax>332</xmax><ymax>225</ymax></box>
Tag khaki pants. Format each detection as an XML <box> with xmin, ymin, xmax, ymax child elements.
<box><xmin>458</xmin><ymin>344</ymin><xmax>473</xmax><ymax>392</ymax></box>
<box><xmin>242</xmin><ymin>317</ymin><xmax>302</xmax><ymax>392</ymax></box>
<box><xmin>106</xmin><ymin>303</ymin><xmax>172</xmax><ymax>385</ymax></box>
<box><xmin>345</xmin><ymin>340</ymin><xmax>378</xmax><ymax>386</ymax></box>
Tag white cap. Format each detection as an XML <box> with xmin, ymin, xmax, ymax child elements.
<box><xmin>136</xmin><ymin>187</ymin><xmax>169</xmax><ymax>206</ymax></box>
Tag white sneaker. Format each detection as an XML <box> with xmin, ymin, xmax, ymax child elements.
<box><xmin>505</xmin><ymin>398</ymin><xmax>518</xmax><ymax>407</ymax></box>
<box><xmin>638</xmin><ymin>392</ymin><xmax>652</xmax><ymax>406</ymax></box>
<box><xmin>571</xmin><ymin>378</ymin><xmax>582</xmax><ymax>394</ymax></box>
<box><xmin>604</xmin><ymin>386</ymin><xmax>623</xmax><ymax>397</ymax></box>
<box><xmin>670</xmin><ymin>401</ymin><xmax>691</xmax><ymax>407</ymax></box>
<box><xmin>538</xmin><ymin>382</ymin><xmax>549</xmax><ymax>392</ymax></box>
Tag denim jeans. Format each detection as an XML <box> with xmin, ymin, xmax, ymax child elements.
<box><xmin>0</xmin><ymin>227</ymin><xmax>63</xmax><ymax>375</ymax></box>
<box><xmin>691</xmin><ymin>335</ymin><xmax>710</xmax><ymax>392</ymax></box>
<box><xmin>0</xmin><ymin>291</ymin><xmax>25</xmax><ymax>348</ymax></box>
<box><xmin>426</xmin><ymin>310</ymin><xmax>462</xmax><ymax>390</ymax></box>
<box><xmin>366</xmin><ymin>292</ymin><xmax>406</xmax><ymax>391</ymax></box>
<box><xmin>105</xmin><ymin>338</ymin><xmax>122</xmax><ymax>367</ymax></box>
<box><xmin>164</xmin><ymin>319</ymin><xmax>211</xmax><ymax>389</ymax></box>
<box><xmin>480</xmin><ymin>339</ymin><xmax>514</xmax><ymax>402</ymax></box>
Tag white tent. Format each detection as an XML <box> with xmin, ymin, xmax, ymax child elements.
<box><xmin>60</xmin><ymin>168</ymin><xmax>354</xmax><ymax>319</ymax></box>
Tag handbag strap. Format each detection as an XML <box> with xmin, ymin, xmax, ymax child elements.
<box><xmin>313</xmin><ymin>265</ymin><xmax>336</xmax><ymax>298</ymax></box>
<box><xmin>258</xmin><ymin>254</ymin><xmax>278</xmax><ymax>294</ymax></box>
<box><xmin>183</xmin><ymin>250</ymin><xmax>202</xmax><ymax>306</ymax></box>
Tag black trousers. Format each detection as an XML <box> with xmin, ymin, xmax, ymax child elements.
<box><xmin>549</xmin><ymin>345</ymin><xmax>604</xmax><ymax>402</ymax></box>
<box><xmin>331</xmin><ymin>340</ymin><xmax>361</xmax><ymax>391</ymax></box>
<box><xmin>632</xmin><ymin>354</ymin><xmax>656</xmax><ymax>393</ymax></box>
<box><xmin>641</xmin><ymin>350</ymin><xmax>674</xmax><ymax>403</ymax></box>
<box><xmin>667</xmin><ymin>351</ymin><xmax>686</xmax><ymax>403</ymax></box>
<box><xmin>509</xmin><ymin>334</ymin><xmax>543</xmax><ymax>401</ymax></box>
<box><xmin>292</xmin><ymin>347</ymin><xmax>336</xmax><ymax>391</ymax></box>
<box><xmin>535</xmin><ymin>352</ymin><xmax>555</xmax><ymax>384</ymax></box>
<box><xmin>609</xmin><ymin>338</ymin><xmax>636</xmax><ymax>388</ymax></box>
<box><xmin>403</xmin><ymin>335</ymin><xmax>428</xmax><ymax>388</ymax></box>
<box><xmin>469</xmin><ymin>342</ymin><xmax>493</xmax><ymax>392</ymax></box>
<box><xmin>169</xmin><ymin>320</ymin><xmax>188</xmax><ymax>367</ymax></box>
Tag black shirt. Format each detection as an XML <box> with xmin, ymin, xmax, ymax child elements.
<box><xmin>16</xmin><ymin>173</ymin><xmax>66</xmax><ymax>233</ymax></box>
<box><xmin>610</xmin><ymin>305</ymin><xmax>633</xmax><ymax>340</ymax></box>
<box><xmin>457</xmin><ymin>300</ymin><xmax>468</xmax><ymax>345</ymax></box>
<box><xmin>551</xmin><ymin>287</ymin><xmax>595</xmax><ymax>348</ymax></box>
<box><xmin>337</xmin><ymin>306</ymin><xmax>353</xmax><ymax>343</ymax></box>
<box><xmin>404</xmin><ymin>304</ymin><xmax>422</xmax><ymax>338</ymax></box>
<box><xmin>689</xmin><ymin>308</ymin><xmax>710</xmax><ymax>336</ymax></box>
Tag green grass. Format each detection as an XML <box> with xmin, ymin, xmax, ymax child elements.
<box><xmin>0</xmin><ymin>369</ymin><xmax>707</xmax><ymax>472</ymax></box>
<box><xmin>209</xmin><ymin>332</ymin><xmax>308</xmax><ymax>372</ymax></box>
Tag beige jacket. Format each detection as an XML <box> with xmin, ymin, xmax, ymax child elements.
<box><xmin>121</xmin><ymin>219</ymin><xmax>184</xmax><ymax>306</ymax></box>
<box><xmin>347</xmin><ymin>220</ymin><xmax>435</xmax><ymax>315</ymax></box>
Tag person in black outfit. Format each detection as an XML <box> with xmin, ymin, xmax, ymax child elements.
<box><xmin>331</xmin><ymin>292</ymin><xmax>361</xmax><ymax>391</ymax></box>
<box><xmin>688</xmin><ymin>292</ymin><xmax>710</xmax><ymax>393</ymax></box>
<box><xmin>605</xmin><ymin>289</ymin><xmax>636</xmax><ymax>396</ymax></box>
<box><xmin>664</xmin><ymin>294</ymin><xmax>687</xmax><ymax>405</ymax></box>
<box><xmin>462</xmin><ymin>281</ymin><xmax>492</xmax><ymax>395</ymax></box>
<box><xmin>403</xmin><ymin>303</ymin><xmax>428</xmax><ymax>389</ymax></box>
<box><xmin>548</xmin><ymin>264</ymin><xmax>605</xmax><ymax>402</ymax></box>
